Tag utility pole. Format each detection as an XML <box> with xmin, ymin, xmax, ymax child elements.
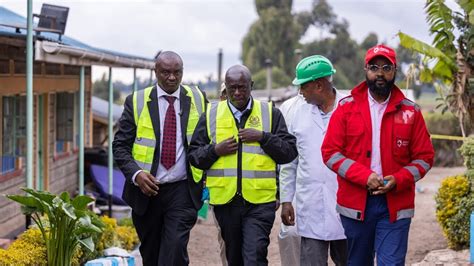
<box><xmin>216</xmin><ymin>48</ymin><xmax>223</xmax><ymax>97</ymax></box>
<box><xmin>265</xmin><ymin>59</ymin><xmax>272</xmax><ymax>102</ymax></box>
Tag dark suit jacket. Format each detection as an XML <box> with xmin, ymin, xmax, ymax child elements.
<box><xmin>112</xmin><ymin>85</ymin><xmax>205</xmax><ymax>215</ymax></box>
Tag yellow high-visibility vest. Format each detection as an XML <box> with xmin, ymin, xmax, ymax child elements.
<box><xmin>205</xmin><ymin>99</ymin><xmax>277</xmax><ymax>205</ymax></box>
<box><xmin>132</xmin><ymin>85</ymin><xmax>205</xmax><ymax>183</ymax></box>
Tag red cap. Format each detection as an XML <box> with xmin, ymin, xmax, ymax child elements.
<box><xmin>365</xmin><ymin>44</ymin><xmax>397</xmax><ymax>66</ymax></box>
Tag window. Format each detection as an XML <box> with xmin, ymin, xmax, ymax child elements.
<box><xmin>56</xmin><ymin>92</ymin><xmax>75</xmax><ymax>154</ymax></box>
<box><xmin>1</xmin><ymin>96</ymin><xmax>26</xmax><ymax>174</ymax></box>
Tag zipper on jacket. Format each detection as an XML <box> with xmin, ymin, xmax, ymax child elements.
<box><xmin>236</xmin><ymin>119</ymin><xmax>243</xmax><ymax>196</ymax></box>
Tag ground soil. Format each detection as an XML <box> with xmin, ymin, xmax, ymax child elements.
<box><xmin>187</xmin><ymin>167</ymin><xmax>465</xmax><ymax>265</ymax></box>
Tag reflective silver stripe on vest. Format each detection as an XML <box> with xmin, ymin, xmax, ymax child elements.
<box><xmin>327</xmin><ymin>152</ymin><xmax>345</xmax><ymax>169</ymax></box>
<box><xmin>400</xmin><ymin>99</ymin><xmax>420</xmax><ymax>111</ymax></box>
<box><xmin>209</xmin><ymin>102</ymin><xmax>218</xmax><ymax>143</ymax></box>
<box><xmin>136</xmin><ymin>88</ymin><xmax>145</xmax><ymax>121</ymax></box>
<box><xmin>242</xmin><ymin>145</ymin><xmax>265</xmax><ymax>155</ymax></box>
<box><xmin>190</xmin><ymin>86</ymin><xmax>203</xmax><ymax>114</ymax></box>
<box><xmin>412</xmin><ymin>159</ymin><xmax>430</xmax><ymax>172</ymax></box>
<box><xmin>338</xmin><ymin>158</ymin><xmax>355</xmax><ymax>178</ymax></box>
<box><xmin>336</xmin><ymin>204</ymin><xmax>362</xmax><ymax>220</ymax></box>
<box><xmin>134</xmin><ymin>137</ymin><xmax>156</xmax><ymax>147</ymax></box>
<box><xmin>397</xmin><ymin>208</ymin><xmax>414</xmax><ymax>220</ymax></box>
<box><xmin>404</xmin><ymin>165</ymin><xmax>421</xmax><ymax>182</ymax></box>
<box><xmin>187</xmin><ymin>134</ymin><xmax>193</xmax><ymax>143</ymax></box>
<box><xmin>134</xmin><ymin>160</ymin><xmax>152</xmax><ymax>172</ymax></box>
<box><xmin>339</xmin><ymin>97</ymin><xmax>353</xmax><ymax>106</ymax></box>
<box><xmin>207</xmin><ymin>169</ymin><xmax>275</xmax><ymax>178</ymax></box>
<box><xmin>260</xmin><ymin>101</ymin><xmax>270</xmax><ymax>132</ymax></box>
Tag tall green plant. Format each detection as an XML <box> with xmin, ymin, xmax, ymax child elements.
<box><xmin>6</xmin><ymin>188</ymin><xmax>103</xmax><ymax>266</ymax></box>
<box><xmin>398</xmin><ymin>0</ymin><xmax>473</xmax><ymax>136</ymax></box>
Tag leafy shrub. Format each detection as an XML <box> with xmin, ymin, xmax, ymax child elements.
<box><xmin>6</xmin><ymin>188</ymin><xmax>104</xmax><ymax>266</ymax></box>
<box><xmin>435</xmin><ymin>174</ymin><xmax>473</xmax><ymax>249</ymax></box>
<box><xmin>423</xmin><ymin>112</ymin><xmax>465</xmax><ymax>166</ymax></box>
<box><xmin>0</xmin><ymin>228</ymin><xmax>47</xmax><ymax>265</ymax></box>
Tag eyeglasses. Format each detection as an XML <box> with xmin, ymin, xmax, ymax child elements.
<box><xmin>367</xmin><ymin>64</ymin><xmax>395</xmax><ymax>73</ymax></box>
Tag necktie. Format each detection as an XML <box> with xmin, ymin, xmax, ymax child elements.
<box><xmin>161</xmin><ymin>96</ymin><xmax>177</xmax><ymax>169</ymax></box>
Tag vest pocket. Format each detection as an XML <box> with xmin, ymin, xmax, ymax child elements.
<box><xmin>206</xmin><ymin>177</ymin><xmax>226</xmax><ymax>188</ymax></box>
<box><xmin>249</xmin><ymin>178</ymin><xmax>277</xmax><ymax>190</ymax></box>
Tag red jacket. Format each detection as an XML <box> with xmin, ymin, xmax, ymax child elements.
<box><xmin>321</xmin><ymin>82</ymin><xmax>434</xmax><ymax>222</ymax></box>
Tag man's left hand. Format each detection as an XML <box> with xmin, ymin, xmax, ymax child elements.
<box><xmin>238</xmin><ymin>128</ymin><xmax>263</xmax><ymax>143</ymax></box>
<box><xmin>372</xmin><ymin>175</ymin><xmax>396</xmax><ymax>195</ymax></box>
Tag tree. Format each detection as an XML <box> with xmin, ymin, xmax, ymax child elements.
<box><xmin>252</xmin><ymin>66</ymin><xmax>292</xmax><ymax>90</ymax></box>
<box><xmin>242</xmin><ymin>1</ymin><xmax>302</xmax><ymax>79</ymax></box>
<box><xmin>398</xmin><ymin>0</ymin><xmax>473</xmax><ymax>136</ymax></box>
<box><xmin>92</xmin><ymin>73</ymin><xmax>122</xmax><ymax>103</ymax></box>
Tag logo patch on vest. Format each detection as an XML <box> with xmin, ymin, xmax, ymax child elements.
<box><xmin>247</xmin><ymin>116</ymin><xmax>261</xmax><ymax>128</ymax></box>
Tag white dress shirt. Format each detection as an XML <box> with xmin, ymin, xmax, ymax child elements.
<box><xmin>132</xmin><ymin>85</ymin><xmax>187</xmax><ymax>184</ymax></box>
<box><xmin>368</xmin><ymin>92</ymin><xmax>390</xmax><ymax>176</ymax></box>
<box><xmin>228</xmin><ymin>97</ymin><xmax>253</xmax><ymax>123</ymax></box>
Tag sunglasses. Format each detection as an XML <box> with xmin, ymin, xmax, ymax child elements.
<box><xmin>367</xmin><ymin>64</ymin><xmax>395</xmax><ymax>73</ymax></box>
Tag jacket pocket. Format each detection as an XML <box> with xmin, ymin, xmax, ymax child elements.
<box><xmin>345</xmin><ymin>120</ymin><xmax>364</xmax><ymax>157</ymax></box>
<box><xmin>393</xmin><ymin>124</ymin><xmax>411</xmax><ymax>164</ymax></box>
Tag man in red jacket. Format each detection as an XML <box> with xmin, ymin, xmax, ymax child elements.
<box><xmin>321</xmin><ymin>44</ymin><xmax>434</xmax><ymax>265</ymax></box>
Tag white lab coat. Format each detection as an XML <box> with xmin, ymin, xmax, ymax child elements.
<box><xmin>279</xmin><ymin>90</ymin><xmax>346</xmax><ymax>241</ymax></box>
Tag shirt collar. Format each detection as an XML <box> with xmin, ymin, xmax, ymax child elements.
<box><xmin>157</xmin><ymin>84</ymin><xmax>181</xmax><ymax>100</ymax></box>
<box><xmin>368</xmin><ymin>91</ymin><xmax>390</xmax><ymax>107</ymax></box>
<box><xmin>228</xmin><ymin>97</ymin><xmax>253</xmax><ymax>115</ymax></box>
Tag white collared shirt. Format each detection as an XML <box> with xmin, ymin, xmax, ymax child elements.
<box><xmin>228</xmin><ymin>97</ymin><xmax>253</xmax><ymax>123</ymax></box>
<box><xmin>132</xmin><ymin>84</ymin><xmax>187</xmax><ymax>184</ymax></box>
<box><xmin>368</xmin><ymin>92</ymin><xmax>390</xmax><ymax>176</ymax></box>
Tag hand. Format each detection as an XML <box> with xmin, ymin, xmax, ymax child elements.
<box><xmin>281</xmin><ymin>202</ymin><xmax>295</xmax><ymax>226</ymax></box>
<box><xmin>136</xmin><ymin>171</ymin><xmax>159</xmax><ymax>197</ymax></box>
<box><xmin>367</xmin><ymin>172</ymin><xmax>384</xmax><ymax>191</ymax></box>
<box><xmin>372</xmin><ymin>175</ymin><xmax>396</xmax><ymax>195</ymax></box>
<box><xmin>214</xmin><ymin>136</ymin><xmax>238</xmax><ymax>156</ymax></box>
<box><xmin>238</xmin><ymin>128</ymin><xmax>263</xmax><ymax>143</ymax></box>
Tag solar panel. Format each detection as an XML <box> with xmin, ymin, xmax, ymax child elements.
<box><xmin>37</xmin><ymin>3</ymin><xmax>69</xmax><ymax>35</ymax></box>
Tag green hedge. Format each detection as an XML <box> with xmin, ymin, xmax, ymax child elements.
<box><xmin>423</xmin><ymin>112</ymin><xmax>465</xmax><ymax>166</ymax></box>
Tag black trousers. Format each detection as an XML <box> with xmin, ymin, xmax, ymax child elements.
<box><xmin>213</xmin><ymin>198</ymin><xmax>276</xmax><ymax>266</ymax></box>
<box><xmin>132</xmin><ymin>180</ymin><xmax>197</xmax><ymax>266</ymax></box>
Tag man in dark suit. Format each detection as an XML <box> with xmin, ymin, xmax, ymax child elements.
<box><xmin>113</xmin><ymin>51</ymin><xmax>206</xmax><ymax>266</ymax></box>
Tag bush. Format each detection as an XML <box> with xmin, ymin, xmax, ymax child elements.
<box><xmin>1</xmin><ymin>216</ymin><xmax>139</xmax><ymax>265</ymax></box>
<box><xmin>435</xmin><ymin>174</ymin><xmax>473</xmax><ymax>249</ymax></box>
<box><xmin>423</xmin><ymin>112</ymin><xmax>465</xmax><ymax>166</ymax></box>
<box><xmin>0</xmin><ymin>228</ymin><xmax>47</xmax><ymax>265</ymax></box>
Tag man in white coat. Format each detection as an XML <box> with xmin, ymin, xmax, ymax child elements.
<box><xmin>280</xmin><ymin>55</ymin><xmax>347</xmax><ymax>266</ymax></box>
<box><xmin>278</xmin><ymin>93</ymin><xmax>306</xmax><ymax>266</ymax></box>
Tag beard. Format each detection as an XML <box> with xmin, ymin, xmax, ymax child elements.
<box><xmin>366</xmin><ymin>73</ymin><xmax>396</xmax><ymax>99</ymax></box>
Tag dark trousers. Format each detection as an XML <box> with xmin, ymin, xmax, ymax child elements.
<box><xmin>300</xmin><ymin>237</ymin><xmax>347</xmax><ymax>266</ymax></box>
<box><xmin>132</xmin><ymin>180</ymin><xmax>197</xmax><ymax>266</ymax></box>
<box><xmin>213</xmin><ymin>199</ymin><xmax>276</xmax><ymax>266</ymax></box>
<box><xmin>340</xmin><ymin>195</ymin><xmax>411</xmax><ymax>266</ymax></box>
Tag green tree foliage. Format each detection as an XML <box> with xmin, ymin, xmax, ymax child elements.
<box><xmin>92</xmin><ymin>73</ymin><xmax>122</xmax><ymax>103</ymax></box>
<box><xmin>242</xmin><ymin>0</ymin><xmax>303</xmax><ymax>82</ymax></box>
<box><xmin>398</xmin><ymin>0</ymin><xmax>473</xmax><ymax>135</ymax></box>
<box><xmin>252</xmin><ymin>66</ymin><xmax>292</xmax><ymax>90</ymax></box>
<box><xmin>242</xmin><ymin>0</ymin><xmax>424</xmax><ymax>93</ymax></box>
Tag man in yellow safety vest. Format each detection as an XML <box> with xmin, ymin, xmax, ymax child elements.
<box><xmin>188</xmin><ymin>65</ymin><xmax>297</xmax><ymax>265</ymax></box>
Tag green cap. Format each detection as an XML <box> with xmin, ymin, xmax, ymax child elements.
<box><xmin>292</xmin><ymin>55</ymin><xmax>336</xmax><ymax>86</ymax></box>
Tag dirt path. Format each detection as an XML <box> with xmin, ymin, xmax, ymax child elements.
<box><xmin>188</xmin><ymin>167</ymin><xmax>465</xmax><ymax>265</ymax></box>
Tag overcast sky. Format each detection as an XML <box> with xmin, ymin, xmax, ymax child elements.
<box><xmin>1</xmin><ymin>0</ymin><xmax>457</xmax><ymax>84</ymax></box>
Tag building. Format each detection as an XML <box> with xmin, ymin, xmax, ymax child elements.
<box><xmin>0</xmin><ymin>5</ymin><xmax>154</xmax><ymax>237</ymax></box>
